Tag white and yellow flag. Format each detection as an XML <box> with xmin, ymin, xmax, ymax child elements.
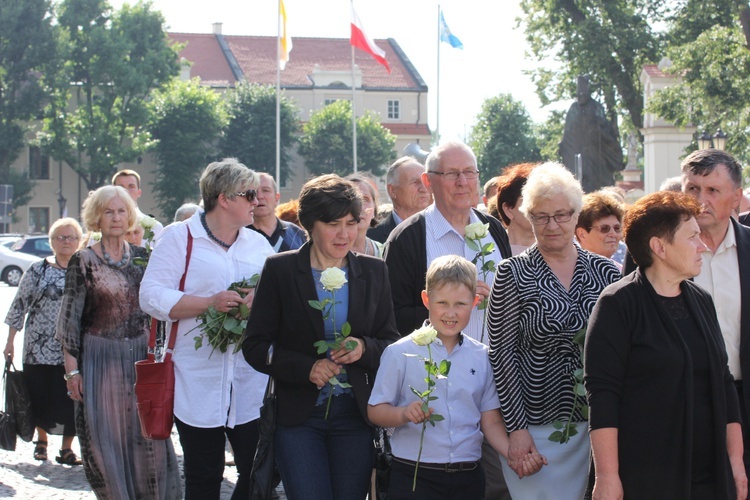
<box><xmin>279</xmin><ymin>0</ymin><xmax>292</xmax><ymax>70</ymax></box>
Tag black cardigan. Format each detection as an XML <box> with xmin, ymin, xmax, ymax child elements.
<box><xmin>383</xmin><ymin>208</ymin><xmax>511</xmax><ymax>336</ymax></box>
<box><xmin>585</xmin><ymin>269</ymin><xmax>740</xmax><ymax>499</ymax></box>
<box><xmin>242</xmin><ymin>243</ymin><xmax>400</xmax><ymax>426</ymax></box>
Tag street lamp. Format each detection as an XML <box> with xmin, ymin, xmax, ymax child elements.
<box><xmin>57</xmin><ymin>190</ymin><xmax>67</xmax><ymax>218</ymax></box>
<box><xmin>713</xmin><ymin>128</ymin><xmax>727</xmax><ymax>151</ymax></box>
<box><xmin>697</xmin><ymin>128</ymin><xmax>728</xmax><ymax>150</ymax></box>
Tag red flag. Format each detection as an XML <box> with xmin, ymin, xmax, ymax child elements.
<box><xmin>350</xmin><ymin>4</ymin><xmax>390</xmax><ymax>73</ymax></box>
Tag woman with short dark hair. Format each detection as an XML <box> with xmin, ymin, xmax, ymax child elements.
<box><xmin>575</xmin><ymin>191</ymin><xmax>625</xmax><ymax>263</ymax></box>
<box><xmin>243</xmin><ymin>174</ymin><xmax>400</xmax><ymax>500</ymax></box>
<box><xmin>494</xmin><ymin>163</ymin><xmax>537</xmax><ymax>255</ymax></box>
<box><xmin>586</xmin><ymin>191</ymin><xmax>746</xmax><ymax>499</ymax></box>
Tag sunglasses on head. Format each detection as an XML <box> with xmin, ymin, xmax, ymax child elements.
<box><xmin>235</xmin><ymin>189</ymin><xmax>257</xmax><ymax>203</ymax></box>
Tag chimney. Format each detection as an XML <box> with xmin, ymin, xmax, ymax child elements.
<box><xmin>212</xmin><ymin>23</ymin><xmax>222</xmax><ymax>35</ymax></box>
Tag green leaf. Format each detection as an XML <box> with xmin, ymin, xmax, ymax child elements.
<box><xmin>421</xmin><ymin>401</ymin><xmax>429</xmax><ymax>413</ymax></box>
<box><xmin>430</xmin><ymin>414</ymin><xmax>445</xmax><ymax>422</ymax></box>
<box><xmin>548</xmin><ymin>431</ymin><xmax>563</xmax><ymax>443</ymax></box>
<box><xmin>410</xmin><ymin>386</ymin><xmax>423</xmax><ymax>399</ymax></box>
<box><xmin>344</xmin><ymin>340</ymin><xmax>358</xmax><ymax>351</ymax></box>
<box><xmin>465</xmin><ymin>239</ymin><xmax>481</xmax><ymax>252</ymax></box>
<box><xmin>308</xmin><ymin>300</ymin><xmax>324</xmax><ymax>311</ymax></box>
<box><xmin>338</xmin><ymin>382</ymin><xmax>352</xmax><ymax>389</ymax></box>
<box><xmin>439</xmin><ymin>359</ymin><xmax>451</xmax><ymax>376</ymax></box>
<box><xmin>581</xmin><ymin>405</ymin><xmax>590</xmax><ymax>419</ymax></box>
<box><xmin>313</xmin><ymin>340</ymin><xmax>330</xmax><ymax>355</ymax></box>
<box><xmin>573</xmin><ymin>327</ymin><xmax>587</xmax><ymax>346</ymax></box>
<box><xmin>239</xmin><ymin>303</ymin><xmax>250</xmax><ymax>319</ymax></box>
<box><xmin>341</xmin><ymin>322</ymin><xmax>351</xmax><ymax>336</ymax></box>
<box><xmin>329</xmin><ymin>376</ymin><xmax>341</xmax><ymax>386</ymax></box>
<box><xmin>481</xmin><ymin>242</ymin><xmax>495</xmax><ymax>254</ymax></box>
<box><xmin>482</xmin><ymin>261</ymin><xmax>495</xmax><ymax>273</ymax></box>
<box><xmin>575</xmin><ymin>383</ymin><xmax>586</xmax><ymax>396</ymax></box>
<box><xmin>552</xmin><ymin>420</ymin><xmax>564</xmax><ymax>429</ymax></box>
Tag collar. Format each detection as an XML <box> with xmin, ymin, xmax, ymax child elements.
<box><xmin>187</xmin><ymin>210</ymin><xmax>253</xmax><ymax>245</ymax></box>
<box><xmin>425</xmin><ymin>204</ymin><xmax>478</xmax><ymax>240</ymax></box>
<box><xmin>704</xmin><ymin>220</ymin><xmax>737</xmax><ymax>255</ymax></box>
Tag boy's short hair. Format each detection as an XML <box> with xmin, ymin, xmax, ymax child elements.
<box><xmin>425</xmin><ymin>255</ymin><xmax>477</xmax><ymax>295</ymax></box>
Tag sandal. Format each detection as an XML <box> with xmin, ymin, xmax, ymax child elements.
<box><xmin>55</xmin><ymin>448</ymin><xmax>82</xmax><ymax>466</ymax></box>
<box><xmin>33</xmin><ymin>441</ymin><xmax>48</xmax><ymax>461</ymax></box>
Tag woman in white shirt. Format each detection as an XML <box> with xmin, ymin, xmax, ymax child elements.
<box><xmin>140</xmin><ymin>159</ymin><xmax>274</xmax><ymax>500</ymax></box>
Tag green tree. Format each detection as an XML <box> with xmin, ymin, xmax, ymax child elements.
<box><xmin>647</xmin><ymin>24</ymin><xmax>750</xmax><ymax>165</ymax></box>
<box><xmin>148</xmin><ymin>78</ymin><xmax>227</xmax><ymax>220</ymax></box>
<box><xmin>40</xmin><ymin>0</ymin><xmax>180</xmax><ymax>190</ymax></box>
<box><xmin>299</xmin><ymin>100</ymin><xmax>396</xmax><ymax>178</ymax></box>
<box><xmin>0</xmin><ymin>0</ymin><xmax>58</xmax><ymax>205</ymax></box>
<box><xmin>520</xmin><ymin>0</ymin><xmax>666</xmax><ymax>134</ymax></box>
<box><xmin>534</xmin><ymin>110</ymin><xmax>567</xmax><ymax>163</ymax></box>
<box><xmin>469</xmin><ymin>94</ymin><xmax>541</xmax><ymax>184</ymax></box>
<box><xmin>218</xmin><ymin>84</ymin><xmax>299</xmax><ymax>185</ymax></box>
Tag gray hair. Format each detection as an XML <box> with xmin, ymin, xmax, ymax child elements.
<box><xmin>386</xmin><ymin>157</ymin><xmax>420</xmax><ymax>187</ymax></box>
<box><xmin>520</xmin><ymin>162</ymin><xmax>583</xmax><ymax>216</ymax></box>
<box><xmin>258</xmin><ymin>172</ymin><xmax>278</xmax><ymax>194</ymax></box>
<box><xmin>174</xmin><ymin>203</ymin><xmax>201</xmax><ymax>222</ymax></box>
<box><xmin>81</xmin><ymin>185</ymin><xmax>138</xmax><ymax>233</ymax></box>
<box><xmin>659</xmin><ymin>176</ymin><xmax>683</xmax><ymax>192</ymax></box>
<box><xmin>425</xmin><ymin>142</ymin><xmax>477</xmax><ymax>173</ymax></box>
<box><xmin>200</xmin><ymin>158</ymin><xmax>259</xmax><ymax>213</ymax></box>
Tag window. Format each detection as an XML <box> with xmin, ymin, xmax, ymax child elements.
<box><xmin>29</xmin><ymin>207</ymin><xmax>50</xmax><ymax>234</ymax></box>
<box><xmin>387</xmin><ymin>100</ymin><xmax>400</xmax><ymax>120</ymax></box>
<box><xmin>324</xmin><ymin>99</ymin><xmax>338</xmax><ymax>106</ymax></box>
<box><xmin>29</xmin><ymin>147</ymin><xmax>50</xmax><ymax>180</ymax></box>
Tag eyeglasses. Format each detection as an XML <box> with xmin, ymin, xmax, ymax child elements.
<box><xmin>590</xmin><ymin>224</ymin><xmax>622</xmax><ymax>234</ymax></box>
<box><xmin>235</xmin><ymin>189</ymin><xmax>257</xmax><ymax>203</ymax></box>
<box><xmin>54</xmin><ymin>235</ymin><xmax>80</xmax><ymax>242</ymax></box>
<box><xmin>529</xmin><ymin>210</ymin><xmax>575</xmax><ymax>226</ymax></box>
<box><xmin>427</xmin><ymin>169</ymin><xmax>479</xmax><ymax>181</ymax></box>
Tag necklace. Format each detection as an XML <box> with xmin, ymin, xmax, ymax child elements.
<box><xmin>54</xmin><ymin>256</ymin><xmax>68</xmax><ymax>270</ymax></box>
<box><xmin>101</xmin><ymin>240</ymin><xmax>130</xmax><ymax>268</ymax></box>
<box><xmin>200</xmin><ymin>211</ymin><xmax>232</xmax><ymax>249</ymax></box>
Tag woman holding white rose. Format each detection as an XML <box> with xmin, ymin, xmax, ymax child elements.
<box><xmin>486</xmin><ymin>163</ymin><xmax>620</xmax><ymax>499</ymax></box>
<box><xmin>243</xmin><ymin>174</ymin><xmax>400</xmax><ymax>500</ymax></box>
<box><xmin>140</xmin><ymin>159</ymin><xmax>274</xmax><ymax>500</ymax></box>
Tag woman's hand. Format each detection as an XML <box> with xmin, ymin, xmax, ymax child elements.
<box><xmin>330</xmin><ymin>337</ymin><xmax>365</xmax><ymax>365</ymax></box>
<box><xmin>402</xmin><ymin>400</ymin><xmax>433</xmax><ymax>425</ymax></box>
<box><xmin>309</xmin><ymin>358</ymin><xmax>341</xmax><ymax>388</ymax></box>
<box><xmin>237</xmin><ymin>287</ymin><xmax>256</xmax><ymax>309</ymax></box>
<box><xmin>592</xmin><ymin>472</ymin><xmax>624</xmax><ymax>500</ymax></box>
<box><xmin>208</xmin><ymin>290</ymin><xmax>246</xmax><ymax>314</ymax></box>
<box><xmin>3</xmin><ymin>342</ymin><xmax>13</xmax><ymax>361</ymax></box>
<box><xmin>66</xmin><ymin>374</ymin><xmax>83</xmax><ymax>402</ymax></box>
<box><xmin>507</xmin><ymin>429</ymin><xmax>539</xmax><ymax>478</ymax></box>
<box><xmin>730</xmin><ymin>456</ymin><xmax>748</xmax><ymax>500</ymax></box>
<box><xmin>518</xmin><ymin>451</ymin><xmax>548</xmax><ymax>477</ymax></box>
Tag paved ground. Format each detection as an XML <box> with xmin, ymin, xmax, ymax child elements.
<box><xmin>0</xmin><ymin>429</ymin><xmax>242</xmax><ymax>498</ymax></box>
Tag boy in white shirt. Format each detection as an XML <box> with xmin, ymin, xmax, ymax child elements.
<box><xmin>368</xmin><ymin>255</ymin><xmax>545</xmax><ymax>498</ymax></box>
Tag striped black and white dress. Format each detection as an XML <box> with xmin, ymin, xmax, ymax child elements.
<box><xmin>487</xmin><ymin>244</ymin><xmax>620</xmax><ymax>498</ymax></box>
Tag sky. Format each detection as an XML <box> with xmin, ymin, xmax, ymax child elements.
<box><xmin>109</xmin><ymin>0</ymin><xmax>569</xmax><ymax>144</ymax></box>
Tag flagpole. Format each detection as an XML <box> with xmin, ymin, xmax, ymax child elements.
<box><xmin>351</xmin><ymin>3</ymin><xmax>358</xmax><ymax>173</ymax></box>
<box><xmin>436</xmin><ymin>4</ymin><xmax>441</xmax><ymax>146</ymax></box>
<box><xmin>275</xmin><ymin>0</ymin><xmax>282</xmax><ymax>188</ymax></box>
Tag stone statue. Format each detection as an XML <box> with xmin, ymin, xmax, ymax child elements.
<box><xmin>559</xmin><ymin>76</ymin><xmax>623</xmax><ymax>192</ymax></box>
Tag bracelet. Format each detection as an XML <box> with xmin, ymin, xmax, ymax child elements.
<box><xmin>63</xmin><ymin>369</ymin><xmax>80</xmax><ymax>381</ymax></box>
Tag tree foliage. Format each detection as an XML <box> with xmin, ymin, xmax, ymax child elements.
<box><xmin>520</xmin><ymin>0</ymin><xmax>666</xmax><ymax>134</ymax></box>
<box><xmin>0</xmin><ymin>0</ymin><xmax>57</xmax><ymax>205</ymax></box>
<box><xmin>299</xmin><ymin>100</ymin><xmax>396</xmax><ymax>178</ymax></box>
<box><xmin>148</xmin><ymin>78</ymin><xmax>227</xmax><ymax>220</ymax></box>
<box><xmin>647</xmin><ymin>24</ymin><xmax>750</xmax><ymax>165</ymax></box>
<box><xmin>534</xmin><ymin>110</ymin><xmax>567</xmax><ymax>164</ymax></box>
<box><xmin>218</xmin><ymin>83</ymin><xmax>299</xmax><ymax>185</ymax></box>
<box><xmin>469</xmin><ymin>94</ymin><xmax>541</xmax><ymax>184</ymax></box>
<box><xmin>40</xmin><ymin>0</ymin><xmax>180</xmax><ymax>190</ymax></box>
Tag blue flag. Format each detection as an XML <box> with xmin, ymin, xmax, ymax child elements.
<box><xmin>439</xmin><ymin>11</ymin><xmax>464</xmax><ymax>49</ymax></box>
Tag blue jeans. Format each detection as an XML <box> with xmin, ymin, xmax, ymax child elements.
<box><xmin>274</xmin><ymin>395</ymin><xmax>374</xmax><ymax>500</ymax></box>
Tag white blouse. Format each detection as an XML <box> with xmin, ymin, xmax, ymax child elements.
<box><xmin>140</xmin><ymin>212</ymin><xmax>275</xmax><ymax>428</ymax></box>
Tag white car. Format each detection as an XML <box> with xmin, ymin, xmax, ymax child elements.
<box><xmin>0</xmin><ymin>245</ymin><xmax>42</xmax><ymax>286</ymax></box>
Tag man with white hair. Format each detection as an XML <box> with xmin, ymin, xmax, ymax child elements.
<box><xmin>368</xmin><ymin>157</ymin><xmax>431</xmax><ymax>243</ymax></box>
<box><xmin>248</xmin><ymin>173</ymin><xmax>306</xmax><ymax>252</ymax></box>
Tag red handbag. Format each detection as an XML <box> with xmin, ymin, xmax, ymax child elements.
<box><xmin>134</xmin><ymin>228</ymin><xmax>193</xmax><ymax>440</ymax></box>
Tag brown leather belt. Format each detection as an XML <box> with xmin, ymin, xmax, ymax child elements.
<box><xmin>393</xmin><ymin>456</ymin><xmax>479</xmax><ymax>473</ymax></box>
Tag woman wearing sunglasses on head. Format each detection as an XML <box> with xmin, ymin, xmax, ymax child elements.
<box><xmin>575</xmin><ymin>191</ymin><xmax>625</xmax><ymax>270</ymax></box>
<box><xmin>140</xmin><ymin>158</ymin><xmax>275</xmax><ymax>499</ymax></box>
<box><xmin>4</xmin><ymin>218</ymin><xmax>83</xmax><ymax>465</ymax></box>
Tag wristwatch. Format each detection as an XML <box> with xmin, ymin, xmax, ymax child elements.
<box><xmin>64</xmin><ymin>369</ymin><xmax>80</xmax><ymax>381</ymax></box>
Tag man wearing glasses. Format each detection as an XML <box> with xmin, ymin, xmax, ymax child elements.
<box><xmin>383</xmin><ymin>142</ymin><xmax>512</xmax><ymax>498</ymax></box>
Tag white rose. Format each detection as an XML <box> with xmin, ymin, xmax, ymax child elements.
<box><xmin>465</xmin><ymin>222</ymin><xmax>489</xmax><ymax>240</ymax></box>
<box><xmin>139</xmin><ymin>214</ymin><xmax>157</xmax><ymax>230</ymax></box>
<box><xmin>411</xmin><ymin>325</ymin><xmax>438</xmax><ymax>346</ymax></box>
<box><xmin>320</xmin><ymin>267</ymin><xmax>347</xmax><ymax>291</ymax></box>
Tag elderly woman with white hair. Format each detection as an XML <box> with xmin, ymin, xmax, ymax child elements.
<box><xmin>487</xmin><ymin>162</ymin><xmax>621</xmax><ymax>499</ymax></box>
<box><xmin>140</xmin><ymin>159</ymin><xmax>274</xmax><ymax>499</ymax></box>
<box><xmin>57</xmin><ymin>186</ymin><xmax>181</xmax><ymax>498</ymax></box>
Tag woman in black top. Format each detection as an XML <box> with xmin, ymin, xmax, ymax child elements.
<box><xmin>585</xmin><ymin>191</ymin><xmax>746</xmax><ymax>499</ymax></box>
